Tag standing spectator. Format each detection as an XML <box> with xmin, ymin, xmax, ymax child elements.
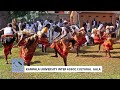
<box><xmin>37</xmin><ymin>21</ymin><xmax>43</xmax><ymax>31</ymax></box>
<box><xmin>57</xmin><ymin>19</ymin><xmax>63</xmax><ymax>27</ymax></box>
<box><xmin>43</xmin><ymin>18</ymin><xmax>50</xmax><ymax>27</ymax></box>
<box><xmin>92</xmin><ymin>18</ymin><xmax>97</xmax><ymax>28</ymax></box>
<box><xmin>26</xmin><ymin>22</ymin><xmax>30</xmax><ymax>30</ymax></box>
<box><xmin>18</xmin><ymin>20</ymin><xmax>24</xmax><ymax>31</ymax></box>
<box><xmin>55</xmin><ymin>15</ymin><xmax>60</xmax><ymax>24</ymax></box>
<box><xmin>86</xmin><ymin>20</ymin><xmax>91</xmax><ymax>32</ymax></box>
<box><xmin>34</xmin><ymin>21</ymin><xmax>38</xmax><ymax>34</ymax></box>
<box><xmin>48</xmin><ymin>20</ymin><xmax>54</xmax><ymax>44</ymax></box>
<box><xmin>97</xmin><ymin>21</ymin><xmax>101</xmax><ymax>27</ymax></box>
<box><xmin>37</xmin><ymin>21</ymin><xmax>43</xmax><ymax>48</ymax></box>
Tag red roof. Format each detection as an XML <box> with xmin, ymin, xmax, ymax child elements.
<box><xmin>78</xmin><ymin>11</ymin><xmax>120</xmax><ymax>14</ymax></box>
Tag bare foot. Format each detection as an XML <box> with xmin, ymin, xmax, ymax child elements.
<box><xmin>6</xmin><ymin>62</ymin><xmax>8</xmax><ymax>64</ymax></box>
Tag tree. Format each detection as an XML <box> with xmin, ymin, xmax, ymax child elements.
<box><xmin>10</xmin><ymin>11</ymin><xmax>30</xmax><ymax>19</ymax></box>
<box><xmin>0</xmin><ymin>11</ymin><xmax>47</xmax><ymax>29</ymax></box>
<box><xmin>0</xmin><ymin>11</ymin><xmax>10</xmax><ymax>29</ymax></box>
<box><xmin>0</xmin><ymin>11</ymin><xmax>30</xmax><ymax>29</ymax></box>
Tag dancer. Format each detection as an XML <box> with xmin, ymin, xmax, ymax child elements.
<box><xmin>103</xmin><ymin>37</ymin><xmax>113</xmax><ymax>58</ymax></box>
<box><xmin>15</xmin><ymin>24</ymin><xmax>38</xmax><ymax>66</ymax></box>
<box><xmin>37</xmin><ymin>24</ymin><xmax>50</xmax><ymax>53</ymax></box>
<box><xmin>0</xmin><ymin>23</ymin><xmax>16</xmax><ymax>64</ymax></box>
<box><xmin>50</xmin><ymin>25</ymin><xmax>73</xmax><ymax>66</ymax></box>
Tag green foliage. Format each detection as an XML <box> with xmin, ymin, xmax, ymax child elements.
<box><xmin>10</xmin><ymin>11</ymin><xmax>30</xmax><ymax>19</ymax></box>
<box><xmin>10</xmin><ymin>11</ymin><xmax>47</xmax><ymax>21</ymax></box>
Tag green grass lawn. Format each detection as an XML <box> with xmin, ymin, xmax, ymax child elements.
<box><xmin>0</xmin><ymin>43</ymin><xmax>120</xmax><ymax>79</ymax></box>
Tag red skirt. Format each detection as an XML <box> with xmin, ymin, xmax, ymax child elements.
<box><xmin>38</xmin><ymin>38</ymin><xmax>50</xmax><ymax>47</ymax></box>
<box><xmin>74</xmin><ymin>36</ymin><xmax>86</xmax><ymax>46</ymax></box>
<box><xmin>20</xmin><ymin>46</ymin><xmax>34</xmax><ymax>64</ymax></box>
<box><xmin>81</xmin><ymin>37</ymin><xmax>87</xmax><ymax>44</ymax></box>
<box><xmin>20</xmin><ymin>41</ymin><xmax>38</xmax><ymax>65</ymax></box>
<box><xmin>94</xmin><ymin>36</ymin><xmax>104</xmax><ymax>44</ymax></box>
<box><xmin>103</xmin><ymin>42</ymin><xmax>113</xmax><ymax>50</ymax></box>
<box><xmin>3</xmin><ymin>43</ymin><xmax>13</xmax><ymax>57</ymax></box>
<box><xmin>50</xmin><ymin>42</ymin><xmax>68</xmax><ymax>58</ymax></box>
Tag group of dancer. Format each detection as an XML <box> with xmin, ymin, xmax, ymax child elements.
<box><xmin>0</xmin><ymin>17</ymin><xmax>117</xmax><ymax>66</ymax></box>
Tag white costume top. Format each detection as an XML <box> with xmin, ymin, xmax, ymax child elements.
<box><xmin>61</xmin><ymin>27</ymin><xmax>73</xmax><ymax>39</ymax></box>
<box><xmin>71</xmin><ymin>25</ymin><xmax>79</xmax><ymax>33</ymax></box>
<box><xmin>4</xmin><ymin>27</ymin><xmax>13</xmax><ymax>35</ymax></box>
<box><xmin>91</xmin><ymin>28</ymin><xmax>96</xmax><ymax>38</ymax></box>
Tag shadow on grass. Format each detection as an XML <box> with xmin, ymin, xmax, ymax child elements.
<box><xmin>36</xmin><ymin>47</ymin><xmax>57</xmax><ymax>55</ymax></box>
<box><xmin>111</xmin><ymin>51</ymin><xmax>120</xmax><ymax>54</ymax></box>
<box><xmin>112</xmin><ymin>56</ymin><xmax>120</xmax><ymax>58</ymax></box>
<box><xmin>34</xmin><ymin>50</ymin><xmax>50</xmax><ymax>56</ymax></box>
<box><xmin>0</xmin><ymin>55</ymin><xmax>4</xmax><ymax>59</ymax></box>
<box><xmin>75</xmin><ymin>50</ymin><xmax>103</xmax><ymax>54</ymax></box>
<box><xmin>31</xmin><ymin>61</ymin><xmax>41</xmax><ymax>65</ymax></box>
<box><xmin>113</xmin><ymin>47</ymin><xmax>120</xmax><ymax>49</ymax></box>
<box><xmin>80</xmin><ymin>54</ymin><xmax>103</xmax><ymax>58</ymax></box>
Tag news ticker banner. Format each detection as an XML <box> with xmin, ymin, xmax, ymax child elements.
<box><xmin>24</xmin><ymin>66</ymin><xmax>102</xmax><ymax>72</ymax></box>
<box><xmin>11</xmin><ymin>58</ymin><xmax>102</xmax><ymax>72</ymax></box>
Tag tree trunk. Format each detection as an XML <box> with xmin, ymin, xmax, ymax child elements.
<box><xmin>0</xmin><ymin>11</ymin><xmax>11</xmax><ymax>29</ymax></box>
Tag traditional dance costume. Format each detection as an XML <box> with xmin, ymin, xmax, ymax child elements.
<box><xmin>37</xmin><ymin>27</ymin><xmax>50</xmax><ymax>48</ymax></box>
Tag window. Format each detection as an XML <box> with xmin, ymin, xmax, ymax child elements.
<box><xmin>96</xmin><ymin>16</ymin><xmax>99</xmax><ymax>17</ymax></box>
<box><xmin>88</xmin><ymin>16</ymin><xmax>91</xmax><ymax>17</ymax></box>
<box><xmin>110</xmin><ymin>16</ymin><xmax>112</xmax><ymax>17</ymax></box>
<box><xmin>81</xmin><ymin>16</ymin><xmax>83</xmax><ymax>17</ymax></box>
<box><xmin>103</xmin><ymin>16</ymin><xmax>106</xmax><ymax>17</ymax></box>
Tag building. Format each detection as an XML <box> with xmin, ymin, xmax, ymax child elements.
<box><xmin>47</xmin><ymin>11</ymin><xmax>68</xmax><ymax>14</ymax></box>
<box><xmin>78</xmin><ymin>11</ymin><xmax>120</xmax><ymax>27</ymax></box>
<box><xmin>47</xmin><ymin>11</ymin><xmax>120</xmax><ymax>27</ymax></box>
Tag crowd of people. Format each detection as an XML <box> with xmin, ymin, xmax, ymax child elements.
<box><xmin>0</xmin><ymin>16</ymin><xmax>120</xmax><ymax>66</ymax></box>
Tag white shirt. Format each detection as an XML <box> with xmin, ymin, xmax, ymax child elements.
<box><xmin>31</xmin><ymin>24</ymin><xmax>34</xmax><ymax>30</ymax></box>
<box><xmin>37</xmin><ymin>21</ymin><xmax>43</xmax><ymax>31</ymax></box>
<box><xmin>70</xmin><ymin>25</ymin><xmax>79</xmax><ymax>34</ymax></box>
<box><xmin>91</xmin><ymin>28</ymin><xmax>95</xmax><ymax>38</ymax></box>
<box><xmin>4</xmin><ymin>27</ymin><xmax>13</xmax><ymax>35</ymax></box>
<box><xmin>98</xmin><ymin>24</ymin><xmax>103</xmax><ymax>31</ymax></box>
<box><xmin>61</xmin><ymin>27</ymin><xmax>73</xmax><ymax>39</ymax></box>
<box><xmin>57</xmin><ymin>22</ymin><xmax>63</xmax><ymax>27</ymax></box>
<box><xmin>26</xmin><ymin>24</ymin><xmax>30</xmax><ymax>30</ymax></box>
<box><xmin>93</xmin><ymin>21</ymin><xmax>96</xmax><ymax>26</ymax></box>
<box><xmin>43</xmin><ymin>20</ymin><xmax>49</xmax><ymax>26</ymax></box>
<box><xmin>86</xmin><ymin>23</ymin><xmax>90</xmax><ymax>32</ymax></box>
<box><xmin>18</xmin><ymin>23</ymin><xmax>22</xmax><ymax>31</ymax></box>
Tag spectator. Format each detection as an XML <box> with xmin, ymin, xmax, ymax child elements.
<box><xmin>86</xmin><ymin>20</ymin><xmax>91</xmax><ymax>32</ymax></box>
<box><xmin>92</xmin><ymin>18</ymin><xmax>97</xmax><ymax>28</ymax></box>
<box><xmin>57</xmin><ymin>19</ymin><xmax>63</xmax><ymax>27</ymax></box>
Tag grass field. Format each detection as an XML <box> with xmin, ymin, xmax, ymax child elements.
<box><xmin>0</xmin><ymin>42</ymin><xmax>120</xmax><ymax>79</ymax></box>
